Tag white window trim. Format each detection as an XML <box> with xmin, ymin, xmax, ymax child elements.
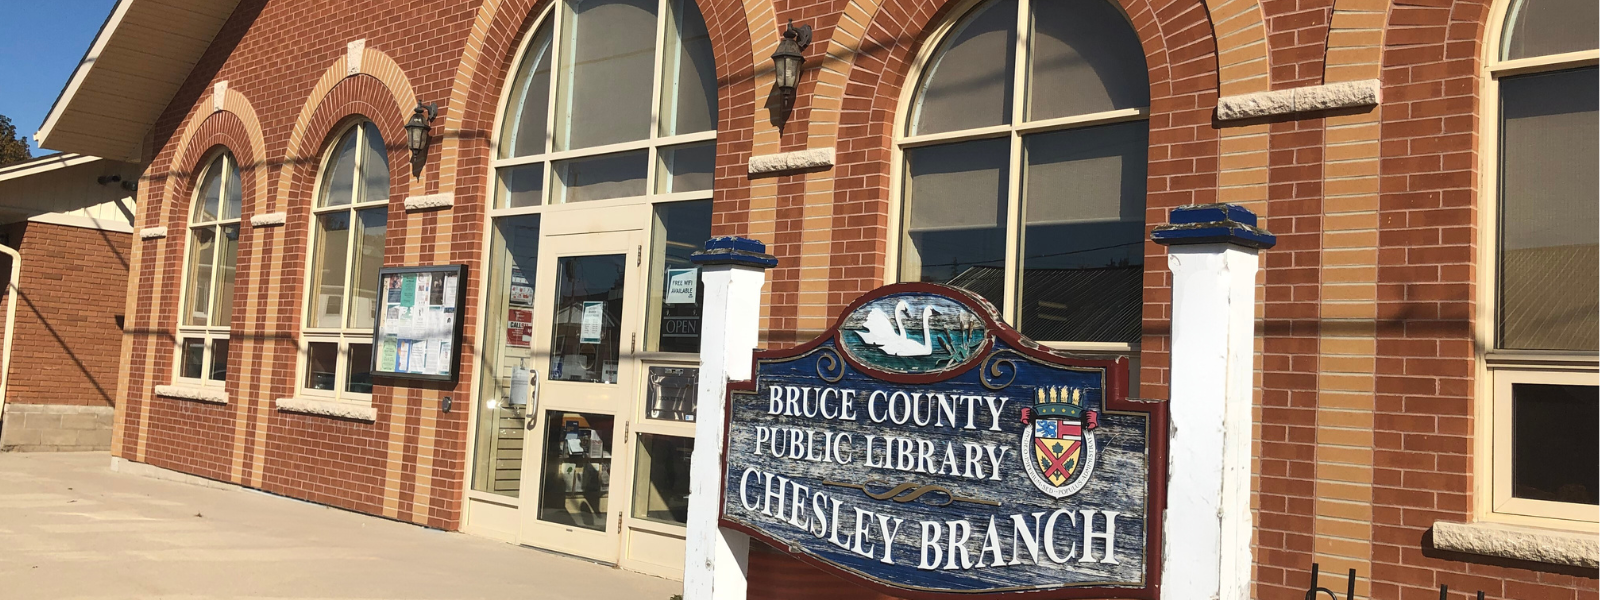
<box><xmin>1473</xmin><ymin>0</ymin><xmax>1600</xmax><ymax>531</ymax></box>
<box><xmin>884</xmin><ymin>0</ymin><xmax>1150</xmax><ymax>355</ymax></box>
<box><xmin>173</xmin><ymin>150</ymin><xmax>240</xmax><ymax>388</ymax></box>
<box><xmin>485</xmin><ymin>0</ymin><xmax>717</xmax><ymax>215</ymax></box>
<box><xmin>297</xmin><ymin>120</ymin><xmax>389</xmax><ymax>405</ymax></box>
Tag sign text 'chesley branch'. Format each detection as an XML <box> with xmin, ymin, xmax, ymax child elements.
<box><xmin>718</xmin><ymin>284</ymin><xmax>1166</xmax><ymax>598</ymax></box>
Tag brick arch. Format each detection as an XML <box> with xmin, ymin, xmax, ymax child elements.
<box><xmin>815</xmin><ymin>0</ymin><xmax>1222</xmax><ymax>388</ymax></box>
<box><xmin>439</xmin><ymin>0</ymin><xmax>764</xmax><ymax>201</ymax></box>
<box><xmin>1206</xmin><ymin>0</ymin><xmax>1271</xmax><ymax>95</ymax></box>
<box><xmin>160</xmin><ymin>87</ymin><xmax>269</xmax><ymax>231</ymax></box>
<box><xmin>166</xmin><ymin>115</ymin><xmax>263</xmax><ymax>232</ymax></box>
<box><xmin>275</xmin><ymin>47</ymin><xmax>417</xmax><ymax>212</ymax></box>
<box><xmin>278</xmin><ymin>75</ymin><xmax>411</xmax><ymax>232</ymax></box>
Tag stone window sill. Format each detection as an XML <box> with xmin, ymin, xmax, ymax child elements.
<box><xmin>274</xmin><ymin>397</ymin><xmax>377</xmax><ymax>422</ymax></box>
<box><xmin>1432</xmin><ymin>520</ymin><xmax>1598</xmax><ymax>568</ymax></box>
<box><xmin>154</xmin><ymin>384</ymin><xmax>229</xmax><ymax>405</ymax></box>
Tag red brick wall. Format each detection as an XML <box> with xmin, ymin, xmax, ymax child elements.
<box><xmin>1369</xmin><ymin>0</ymin><xmax>1595</xmax><ymax>598</ymax></box>
<box><xmin>2</xmin><ymin>221</ymin><xmax>130</xmax><ymax>408</ymax></box>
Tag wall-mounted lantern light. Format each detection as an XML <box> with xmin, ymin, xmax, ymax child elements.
<box><xmin>770</xmin><ymin>20</ymin><xmax>811</xmax><ymax>127</ymax></box>
<box><xmin>405</xmin><ymin>101</ymin><xmax>438</xmax><ymax>174</ymax></box>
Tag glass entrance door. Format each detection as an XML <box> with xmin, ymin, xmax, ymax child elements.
<box><xmin>516</xmin><ymin>228</ymin><xmax>643</xmax><ymax>562</ymax></box>
<box><xmin>469</xmin><ymin>199</ymin><xmax>710</xmax><ymax>576</ymax></box>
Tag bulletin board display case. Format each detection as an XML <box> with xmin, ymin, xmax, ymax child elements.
<box><xmin>370</xmin><ymin>265</ymin><xmax>468</xmax><ymax>381</ymax></box>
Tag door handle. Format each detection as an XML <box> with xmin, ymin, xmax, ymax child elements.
<box><xmin>525</xmin><ymin>368</ymin><xmax>540</xmax><ymax>430</ymax></box>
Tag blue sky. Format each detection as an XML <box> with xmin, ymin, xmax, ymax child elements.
<box><xmin>0</xmin><ymin>1</ymin><xmax>119</xmax><ymax>153</ymax></box>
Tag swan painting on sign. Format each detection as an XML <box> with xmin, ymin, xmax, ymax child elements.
<box><xmin>838</xmin><ymin>292</ymin><xmax>989</xmax><ymax>374</ymax></box>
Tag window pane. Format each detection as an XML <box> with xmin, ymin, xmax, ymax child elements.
<box><xmin>221</xmin><ymin>155</ymin><xmax>242</xmax><ymax>221</ymax></box>
<box><xmin>502</xmin><ymin>20</ymin><xmax>556</xmax><ymax>158</ymax></box>
<box><xmin>648</xmin><ymin>200</ymin><xmax>710</xmax><ymax>352</ymax></box>
<box><xmin>181</xmin><ymin>338</ymin><xmax>205</xmax><ymax>379</ymax></box>
<box><xmin>183</xmin><ymin>227</ymin><xmax>216</xmax><ymax>327</ymax></box>
<box><xmin>909</xmin><ymin>0</ymin><xmax>1016</xmax><ymax>136</ymax></box>
<box><xmin>549</xmin><ymin>254</ymin><xmax>626</xmax><ymax>384</ymax></box>
<box><xmin>899</xmin><ymin>138</ymin><xmax>1009</xmax><ymax>310</ymax></box>
<box><xmin>656</xmin><ymin>142</ymin><xmax>715</xmax><ymax>194</ymax></box>
<box><xmin>209</xmin><ymin>338</ymin><xmax>229</xmax><ymax>382</ymax></box>
<box><xmin>554</xmin><ymin>150</ymin><xmax>648</xmax><ymax>202</ymax></box>
<box><xmin>645</xmin><ymin>366</ymin><xmax>697</xmax><ymax>421</ymax></box>
<box><xmin>659</xmin><ymin>0</ymin><xmax>717</xmax><ymax>136</ymax></box>
<box><xmin>1027</xmin><ymin>0</ymin><xmax>1149</xmax><ymax>121</ymax></box>
<box><xmin>1511</xmin><ymin>383</ymin><xmax>1598</xmax><ymax>505</ymax></box>
<box><xmin>539</xmin><ymin>411</ymin><xmax>614</xmax><ymax>530</ymax></box>
<box><xmin>305</xmin><ymin>342</ymin><xmax>339</xmax><ymax>391</ymax></box>
<box><xmin>1497</xmin><ymin>68</ymin><xmax>1599</xmax><ymax>351</ymax></box>
<box><xmin>319</xmin><ymin>128</ymin><xmax>359</xmax><ymax>208</ymax></box>
<box><xmin>193</xmin><ymin>156</ymin><xmax>223</xmax><ymax>223</ymax></box>
<box><xmin>1019</xmin><ymin>122</ymin><xmax>1147</xmax><ymax>343</ymax></box>
<box><xmin>1501</xmin><ymin>0</ymin><xmax>1598</xmax><ymax>60</ymax></box>
<box><xmin>309</xmin><ymin>212</ymin><xmax>352</xmax><ymax>329</ymax></box>
<box><xmin>497</xmin><ymin>164</ymin><xmax>545</xmax><ymax>209</ymax></box>
<box><xmin>632</xmin><ymin>434</ymin><xmax>693</xmax><ymax>525</ymax></box>
<box><xmin>556</xmin><ymin>0</ymin><xmax>658</xmax><ymax>150</ymax></box>
<box><xmin>347</xmin><ymin>344</ymin><xmax>374</xmax><ymax>394</ymax></box>
<box><xmin>359</xmin><ymin>122</ymin><xmax>390</xmax><ymax>205</ymax></box>
<box><xmin>347</xmin><ymin>207</ymin><xmax>388</xmax><ymax>330</ymax></box>
<box><xmin>213</xmin><ymin>225</ymin><xmax>239</xmax><ymax>326</ymax></box>
<box><xmin>472</xmin><ymin>215</ymin><xmax>542</xmax><ymax>498</ymax></box>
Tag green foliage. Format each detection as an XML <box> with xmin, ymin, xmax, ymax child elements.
<box><xmin>0</xmin><ymin>115</ymin><xmax>33</xmax><ymax>167</ymax></box>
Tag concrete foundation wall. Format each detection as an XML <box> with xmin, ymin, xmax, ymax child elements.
<box><xmin>0</xmin><ymin>404</ymin><xmax>114</xmax><ymax>451</ymax></box>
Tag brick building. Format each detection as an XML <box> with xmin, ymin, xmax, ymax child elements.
<box><xmin>0</xmin><ymin>154</ymin><xmax>140</xmax><ymax>451</ymax></box>
<box><xmin>33</xmin><ymin>0</ymin><xmax>1595</xmax><ymax>597</ymax></box>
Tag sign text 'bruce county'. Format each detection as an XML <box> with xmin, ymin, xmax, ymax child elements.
<box><xmin>719</xmin><ymin>284</ymin><xmax>1166</xmax><ymax>599</ymax></box>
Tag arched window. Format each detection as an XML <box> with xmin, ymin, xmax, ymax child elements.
<box><xmin>493</xmin><ymin>0</ymin><xmax>717</xmax><ymax>207</ymax></box>
<box><xmin>1479</xmin><ymin>0</ymin><xmax>1597</xmax><ymax>524</ymax></box>
<box><xmin>896</xmin><ymin>0</ymin><xmax>1149</xmax><ymax>348</ymax></box>
<box><xmin>178</xmin><ymin>150</ymin><xmax>241</xmax><ymax>384</ymax></box>
<box><xmin>302</xmin><ymin>120</ymin><xmax>389</xmax><ymax>399</ymax></box>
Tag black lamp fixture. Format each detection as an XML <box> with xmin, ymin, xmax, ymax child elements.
<box><xmin>405</xmin><ymin>101</ymin><xmax>438</xmax><ymax>173</ymax></box>
<box><xmin>770</xmin><ymin>20</ymin><xmax>811</xmax><ymax>126</ymax></box>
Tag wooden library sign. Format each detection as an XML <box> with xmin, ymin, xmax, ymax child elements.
<box><xmin>719</xmin><ymin>283</ymin><xmax>1167</xmax><ymax>599</ymax></box>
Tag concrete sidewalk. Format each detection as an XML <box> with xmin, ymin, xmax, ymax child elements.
<box><xmin>0</xmin><ymin>452</ymin><xmax>683</xmax><ymax>599</ymax></box>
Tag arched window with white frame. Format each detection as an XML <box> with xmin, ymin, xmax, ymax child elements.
<box><xmin>301</xmin><ymin>120</ymin><xmax>390</xmax><ymax>401</ymax></box>
<box><xmin>493</xmin><ymin>0</ymin><xmax>717</xmax><ymax>208</ymax></box>
<box><xmin>177</xmin><ymin>150</ymin><xmax>242</xmax><ymax>385</ymax></box>
<box><xmin>895</xmin><ymin>0</ymin><xmax>1150</xmax><ymax>351</ymax></box>
<box><xmin>1479</xmin><ymin>0</ymin><xmax>1598</xmax><ymax>526</ymax></box>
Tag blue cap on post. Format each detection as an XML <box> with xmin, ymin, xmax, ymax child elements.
<box><xmin>690</xmin><ymin>236</ymin><xmax>779</xmax><ymax>268</ymax></box>
<box><xmin>1151</xmin><ymin>203</ymin><xmax>1276</xmax><ymax>249</ymax></box>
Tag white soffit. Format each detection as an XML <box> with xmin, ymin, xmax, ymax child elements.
<box><xmin>35</xmin><ymin>0</ymin><xmax>242</xmax><ymax>162</ymax></box>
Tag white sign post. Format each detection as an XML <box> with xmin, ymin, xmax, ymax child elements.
<box><xmin>683</xmin><ymin>237</ymin><xmax>777</xmax><ymax>600</ymax></box>
<box><xmin>1151</xmin><ymin>204</ymin><xmax>1275</xmax><ymax>600</ymax></box>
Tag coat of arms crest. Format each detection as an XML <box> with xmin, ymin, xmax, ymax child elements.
<box><xmin>1020</xmin><ymin>385</ymin><xmax>1100</xmax><ymax>498</ymax></box>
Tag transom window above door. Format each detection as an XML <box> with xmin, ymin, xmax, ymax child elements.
<box><xmin>896</xmin><ymin>0</ymin><xmax>1150</xmax><ymax>348</ymax></box>
<box><xmin>495</xmin><ymin>0</ymin><xmax>718</xmax><ymax>208</ymax></box>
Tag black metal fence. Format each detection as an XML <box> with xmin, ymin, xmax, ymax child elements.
<box><xmin>1304</xmin><ymin>563</ymin><xmax>1488</xmax><ymax>600</ymax></box>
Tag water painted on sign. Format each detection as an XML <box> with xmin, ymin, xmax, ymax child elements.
<box><xmin>719</xmin><ymin>283</ymin><xmax>1164</xmax><ymax>599</ymax></box>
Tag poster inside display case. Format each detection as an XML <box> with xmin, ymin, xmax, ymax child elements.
<box><xmin>371</xmin><ymin>265</ymin><xmax>467</xmax><ymax>381</ymax></box>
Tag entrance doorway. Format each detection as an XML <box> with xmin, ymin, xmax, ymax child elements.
<box><xmin>466</xmin><ymin>199</ymin><xmax>709</xmax><ymax>579</ymax></box>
